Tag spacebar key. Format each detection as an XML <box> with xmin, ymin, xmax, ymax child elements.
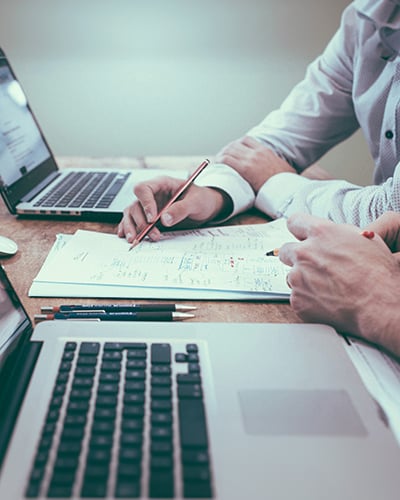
<box><xmin>178</xmin><ymin>399</ymin><xmax>208</xmax><ymax>448</ymax></box>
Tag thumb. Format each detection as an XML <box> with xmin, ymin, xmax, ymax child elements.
<box><xmin>365</xmin><ymin>212</ymin><xmax>400</xmax><ymax>252</ymax></box>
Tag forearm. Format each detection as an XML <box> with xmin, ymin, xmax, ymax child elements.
<box><xmin>354</xmin><ymin>286</ymin><xmax>400</xmax><ymax>360</ymax></box>
<box><xmin>255</xmin><ymin>169</ymin><xmax>400</xmax><ymax>226</ymax></box>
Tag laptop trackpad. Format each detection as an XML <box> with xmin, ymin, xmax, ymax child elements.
<box><xmin>239</xmin><ymin>389</ymin><xmax>366</xmax><ymax>436</ymax></box>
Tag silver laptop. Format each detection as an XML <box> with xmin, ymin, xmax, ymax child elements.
<box><xmin>0</xmin><ymin>265</ymin><xmax>400</xmax><ymax>499</ymax></box>
<box><xmin>0</xmin><ymin>48</ymin><xmax>185</xmax><ymax>221</ymax></box>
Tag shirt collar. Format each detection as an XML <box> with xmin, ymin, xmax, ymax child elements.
<box><xmin>354</xmin><ymin>0</ymin><xmax>400</xmax><ymax>59</ymax></box>
<box><xmin>355</xmin><ymin>0</ymin><xmax>400</xmax><ymax>28</ymax></box>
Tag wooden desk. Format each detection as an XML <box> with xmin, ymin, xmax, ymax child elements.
<box><xmin>0</xmin><ymin>156</ymin><xmax>301</xmax><ymax>325</ymax></box>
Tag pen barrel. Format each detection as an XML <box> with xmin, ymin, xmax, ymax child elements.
<box><xmin>58</xmin><ymin>304</ymin><xmax>177</xmax><ymax>313</ymax></box>
<box><xmin>53</xmin><ymin>311</ymin><xmax>176</xmax><ymax>321</ymax></box>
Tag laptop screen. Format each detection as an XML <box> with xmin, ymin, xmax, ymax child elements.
<box><xmin>0</xmin><ymin>266</ymin><xmax>31</xmax><ymax>372</ymax></box>
<box><xmin>0</xmin><ymin>64</ymin><xmax>51</xmax><ymax>188</ymax></box>
<box><xmin>0</xmin><ymin>49</ymin><xmax>59</xmax><ymax>212</ymax></box>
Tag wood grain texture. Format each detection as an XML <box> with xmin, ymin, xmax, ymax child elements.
<box><xmin>0</xmin><ymin>157</ymin><xmax>302</xmax><ymax>325</ymax></box>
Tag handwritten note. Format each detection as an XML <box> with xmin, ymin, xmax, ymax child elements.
<box><xmin>30</xmin><ymin>219</ymin><xmax>296</xmax><ymax>299</ymax></box>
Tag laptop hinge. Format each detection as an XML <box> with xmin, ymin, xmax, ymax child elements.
<box><xmin>0</xmin><ymin>341</ymin><xmax>43</xmax><ymax>468</ymax></box>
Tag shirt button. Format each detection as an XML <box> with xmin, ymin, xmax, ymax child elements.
<box><xmin>385</xmin><ymin>130</ymin><xmax>394</xmax><ymax>139</ymax></box>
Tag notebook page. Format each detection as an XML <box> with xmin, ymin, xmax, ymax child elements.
<box><xmin>30</xmin><ymin>219</ymin><xmax>295</xmax><ymax>297</ymax></box>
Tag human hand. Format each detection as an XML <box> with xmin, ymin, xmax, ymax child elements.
<box><xmin>364</xmin><ymin>211</ymin><xmax>400</xmax><ymax>253</ymax></box>
<box><xmin>215</xmin><ymin>135</ymin><xmax>296</xmax><ymax>192</ymax></box>
<box><xmin>117</xmin><ymin>175</ymin><xmax>229</xmax><ymax>243</ymax></box>
<box><xmin>278</xmin><ymin>213</ymin><xmax>400</xmax><ymax>357</ymax></box>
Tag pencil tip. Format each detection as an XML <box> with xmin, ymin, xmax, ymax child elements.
<box><xmin>175</xmin><ymin>304</ymin><xmax>197</xmax><ymax>311</ymax></box>
<box><xmin>128</xmin><ymin>240</ymin><xmax>139</xmax><ymax>251</ymax></box>
<box><xmin>172</xmin><ymin>312</ymin><xmax>195</xmax><ymax>321</ymax></box>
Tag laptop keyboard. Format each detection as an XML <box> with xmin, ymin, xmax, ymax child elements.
<box><xmin>25</xmin><ymin>341</ymin><xmax>213</xmax><ymax>498</ymax></box>
<box><xmin>33</xmin><ymin>171</ymin><xmax>129</xmax><ymax>209</ymax></box>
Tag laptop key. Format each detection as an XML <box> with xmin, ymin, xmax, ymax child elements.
<box><xmin>178</xmin><ymin>399</ymin><xmax>208</xmax><ymax>448</ymax></box>
<box><xmin>151</xmin><ymin>343</ymin><xmax>171</xmax><ymax>364</ymax></box>
<box><xmin>25</xmin><ymin>340</ymin><xmax>215</xmax><ymax>499</ymax></box>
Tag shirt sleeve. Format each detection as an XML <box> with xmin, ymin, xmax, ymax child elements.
<box><xmin>255</xmin><ymin>165</ymin><xmax>400</xmax><ymax>227</ymax></box>
<box><xmin>247</xmin><ymin>3</ymin><xmax>359</xmax><ymax>171</ymax></box>
<box><xmin>194</xmin><ymin>163</ymin><xmax>255</xmax><ymax>221</ymax></box>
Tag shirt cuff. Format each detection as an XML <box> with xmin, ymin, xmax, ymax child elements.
<box><xmin>255</xmin><ymin>172</ymin><xmax>312</xmax><ymax>218</ymax></box>
<box><xmin>195</xmin><ymin>163</ymin><xmax>255</xmax><ymax>221</ymax></box>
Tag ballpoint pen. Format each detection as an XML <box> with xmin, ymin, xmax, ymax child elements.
<box><xmin>35</xmin><ymin>311</ymin><xmax>195</xmax><ymax>322</ymax></box>
<box><xmin>40</xmin><ymin>303</ymin><xmax>197</xmax><ymax>313</ymax></box>
<box><xmin>129</xmin><ymin>159</ymin><xmax>210</xmax><ymax>249</ymax></box>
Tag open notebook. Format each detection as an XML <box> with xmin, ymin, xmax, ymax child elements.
<box><xmin>29</xmin><ymin>218</ymin><xmax>296</xmax><ymax>300</ymax></box>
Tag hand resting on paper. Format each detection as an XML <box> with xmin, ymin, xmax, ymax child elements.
<box><xmin>278</xmin><ymin>212</ymin><xmax>400</xmax><ymax>358</ymax></box>
<box><xmin>118</xmin><ymin>175</ymin><xmax>232</xmax><ymax>243</ymax></box>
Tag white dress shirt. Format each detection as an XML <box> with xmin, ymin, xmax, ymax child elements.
<box><xmin>196</xmin><ymin>0</ymin><xmax>400</xmax><ymax>226</ymax></box>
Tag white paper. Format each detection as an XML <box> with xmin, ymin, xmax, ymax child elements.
<box><xmin>29</xmin><ymin>218</ymin><xmax>296</xmax><ymax>300</ymax></box>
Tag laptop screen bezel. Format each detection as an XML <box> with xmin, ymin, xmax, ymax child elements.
<box><xmin>0</xmin><ymin>48</ymin><xmax>59</xmax><ymax>213</ymax></box>
<box><xmin>0</xmin><ymin>265</ymin><xmax>32</xmax><ymax>379</ymax></box>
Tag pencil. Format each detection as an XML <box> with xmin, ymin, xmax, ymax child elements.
<box><xmin>34</xmin><ymin>311</ymin><xmax>195</xmax><ymax>322</ymax></box>
<box><xmin>40</xmin><ymin>303</ymin><xmax>197</xmax><ymax>313</ymax></box>
<box><xmin>129</xmin><ymin>159</ymin><xmax>210</xmax><ymax>250</ymax></box>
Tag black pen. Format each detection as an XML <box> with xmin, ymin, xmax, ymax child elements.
<box><xmin>34</xmin><ymin>311</ymin><xmax>195</xmax><ymax>322</ymax></box>
<box><xmin>40</xmin><ymin>303</ymin><xmax>197</xmax><ymax>313</ymax></box>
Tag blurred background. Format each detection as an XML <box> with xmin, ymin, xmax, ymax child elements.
<box><xmin>0</xmin><ymin>0</ymin><xmax>373</xmax><ymax>184</ymax></box>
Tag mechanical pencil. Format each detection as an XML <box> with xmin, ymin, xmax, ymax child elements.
<box><xmin>40</xmin><ymin>303</ymin><xmax>197</xmax><ymax>313</ymax></box>
<box><xmin>34</xmin><ymin>311</ymin><xmax>194</xmax><ymax>322</ymax></box>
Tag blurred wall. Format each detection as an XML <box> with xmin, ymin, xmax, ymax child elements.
<box><xmin>0</xmin><ymin>0</ymin><xmax>374</xmax><ymax>184</ymax></box>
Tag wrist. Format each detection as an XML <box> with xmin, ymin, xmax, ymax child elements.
<box><xmin>354</xmin><ymin>286</ymin><xmax>400</xmax><ymax>359</ymax></box>
<box><xmin>205</xmin><ymin>188</ymin><xmax>233</xmax><ymax>222</ymax></box>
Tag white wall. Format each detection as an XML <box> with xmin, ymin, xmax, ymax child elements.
<box><xmin>0</xmin><ymin>0</ymin><xmax>373</xmax><ymax>184</ymax></box>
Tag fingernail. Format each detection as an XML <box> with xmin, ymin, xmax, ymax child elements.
<box><xmin>145</xmin><ymin>211</ymin><xmax>153</xmax><ymax>223</ymax></box>
<box><xmin>126</xmin><ymin>232</ymin><xmax>133</xmax><ymax>242</ymax></box>
<box><xmin>161</xmin><ymin>212</ymin><xmax>173</xmax><ymax>226</ymax></box>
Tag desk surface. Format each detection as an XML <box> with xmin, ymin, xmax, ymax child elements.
<box><xmin>0</xmin><ymin>156</ymin><xmax>301</xmax><ymax>325</ymax></box>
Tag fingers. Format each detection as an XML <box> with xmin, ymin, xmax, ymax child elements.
<box><xmin>118</xmin><ymin>176</ymin><xmax>182</xmax><ymax>243</ymax></box>
<box><xmin>240</xmin><ymin>135</ymin><xmax>262</xmax><ymax>148</ymax></box>
<box><xmin>133</xmin><ymin>182</ymin><xmax>163</xmax><ymax>224</ymax></box>
<box><xmin>215</xmin><ymin>138</ymin><xmax>250</xmax><ymax>169</ymax></box>
<box><xmin>364</xmin><ymin>211</ymin><xmax>400</xmax><ymax>252</ymax></box>
<box><xmin>117</xmin><ymin>177</ymin><xmax>226</xmax><ymax>243</ymax></box>
<box><xmin>118</xmin><ymin>202</ymin><xmax>161</xmax><ymax>243</ymax></box>
<box><xmin>392</xmin><ymin>251</ymin><xmax>400</xmax><ymax>264</ymax></box>
<box><xmin>278</xmin><ymin>242</ymin><xmax>299</xmax><ymax>267</ymax></box>
<box><xmin>285</xmin><ymin>213</ymin><xmax>332</xmax><ymax>241</ymax></box>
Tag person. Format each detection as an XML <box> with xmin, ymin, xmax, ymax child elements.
<box><xmin>278</xmin><ymin>211</ymin><xmax>400</xmax><ymax>359</ymax></box>
<box><xmin>118</xmin><ymin>0</ymin><xmax>400</xmax><ymax>244</ymax></box>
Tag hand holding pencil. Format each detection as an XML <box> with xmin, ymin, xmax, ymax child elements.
<box><xmin>129</xmin><ymin>159</ymin><xmax>210</xmax><ymax>249</ymax></box>
<box><xmin>118</xmin><ymin>159</ymin><xmax>231</xmax><ymax>246</ymax></box>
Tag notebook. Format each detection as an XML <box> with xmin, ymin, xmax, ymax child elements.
<box><xmin>1</xmin><ymin>264</ymin><xmax>400</xmax><ymax>499</ymax></box>
<box><xmin>0</xmin><ymin>48</ymin><xmax>185</xmax><ymax>221</ymax></box>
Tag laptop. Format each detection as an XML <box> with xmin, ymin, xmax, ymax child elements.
<box><xmin>0</xmin><ymin>264</ymin><xmax>400</xmax><ymax>500</ymax></box>
<box><xmin>0</xmin><ymin>48</ymin><xmax>185</xmax><ymax>221</ymax></box>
